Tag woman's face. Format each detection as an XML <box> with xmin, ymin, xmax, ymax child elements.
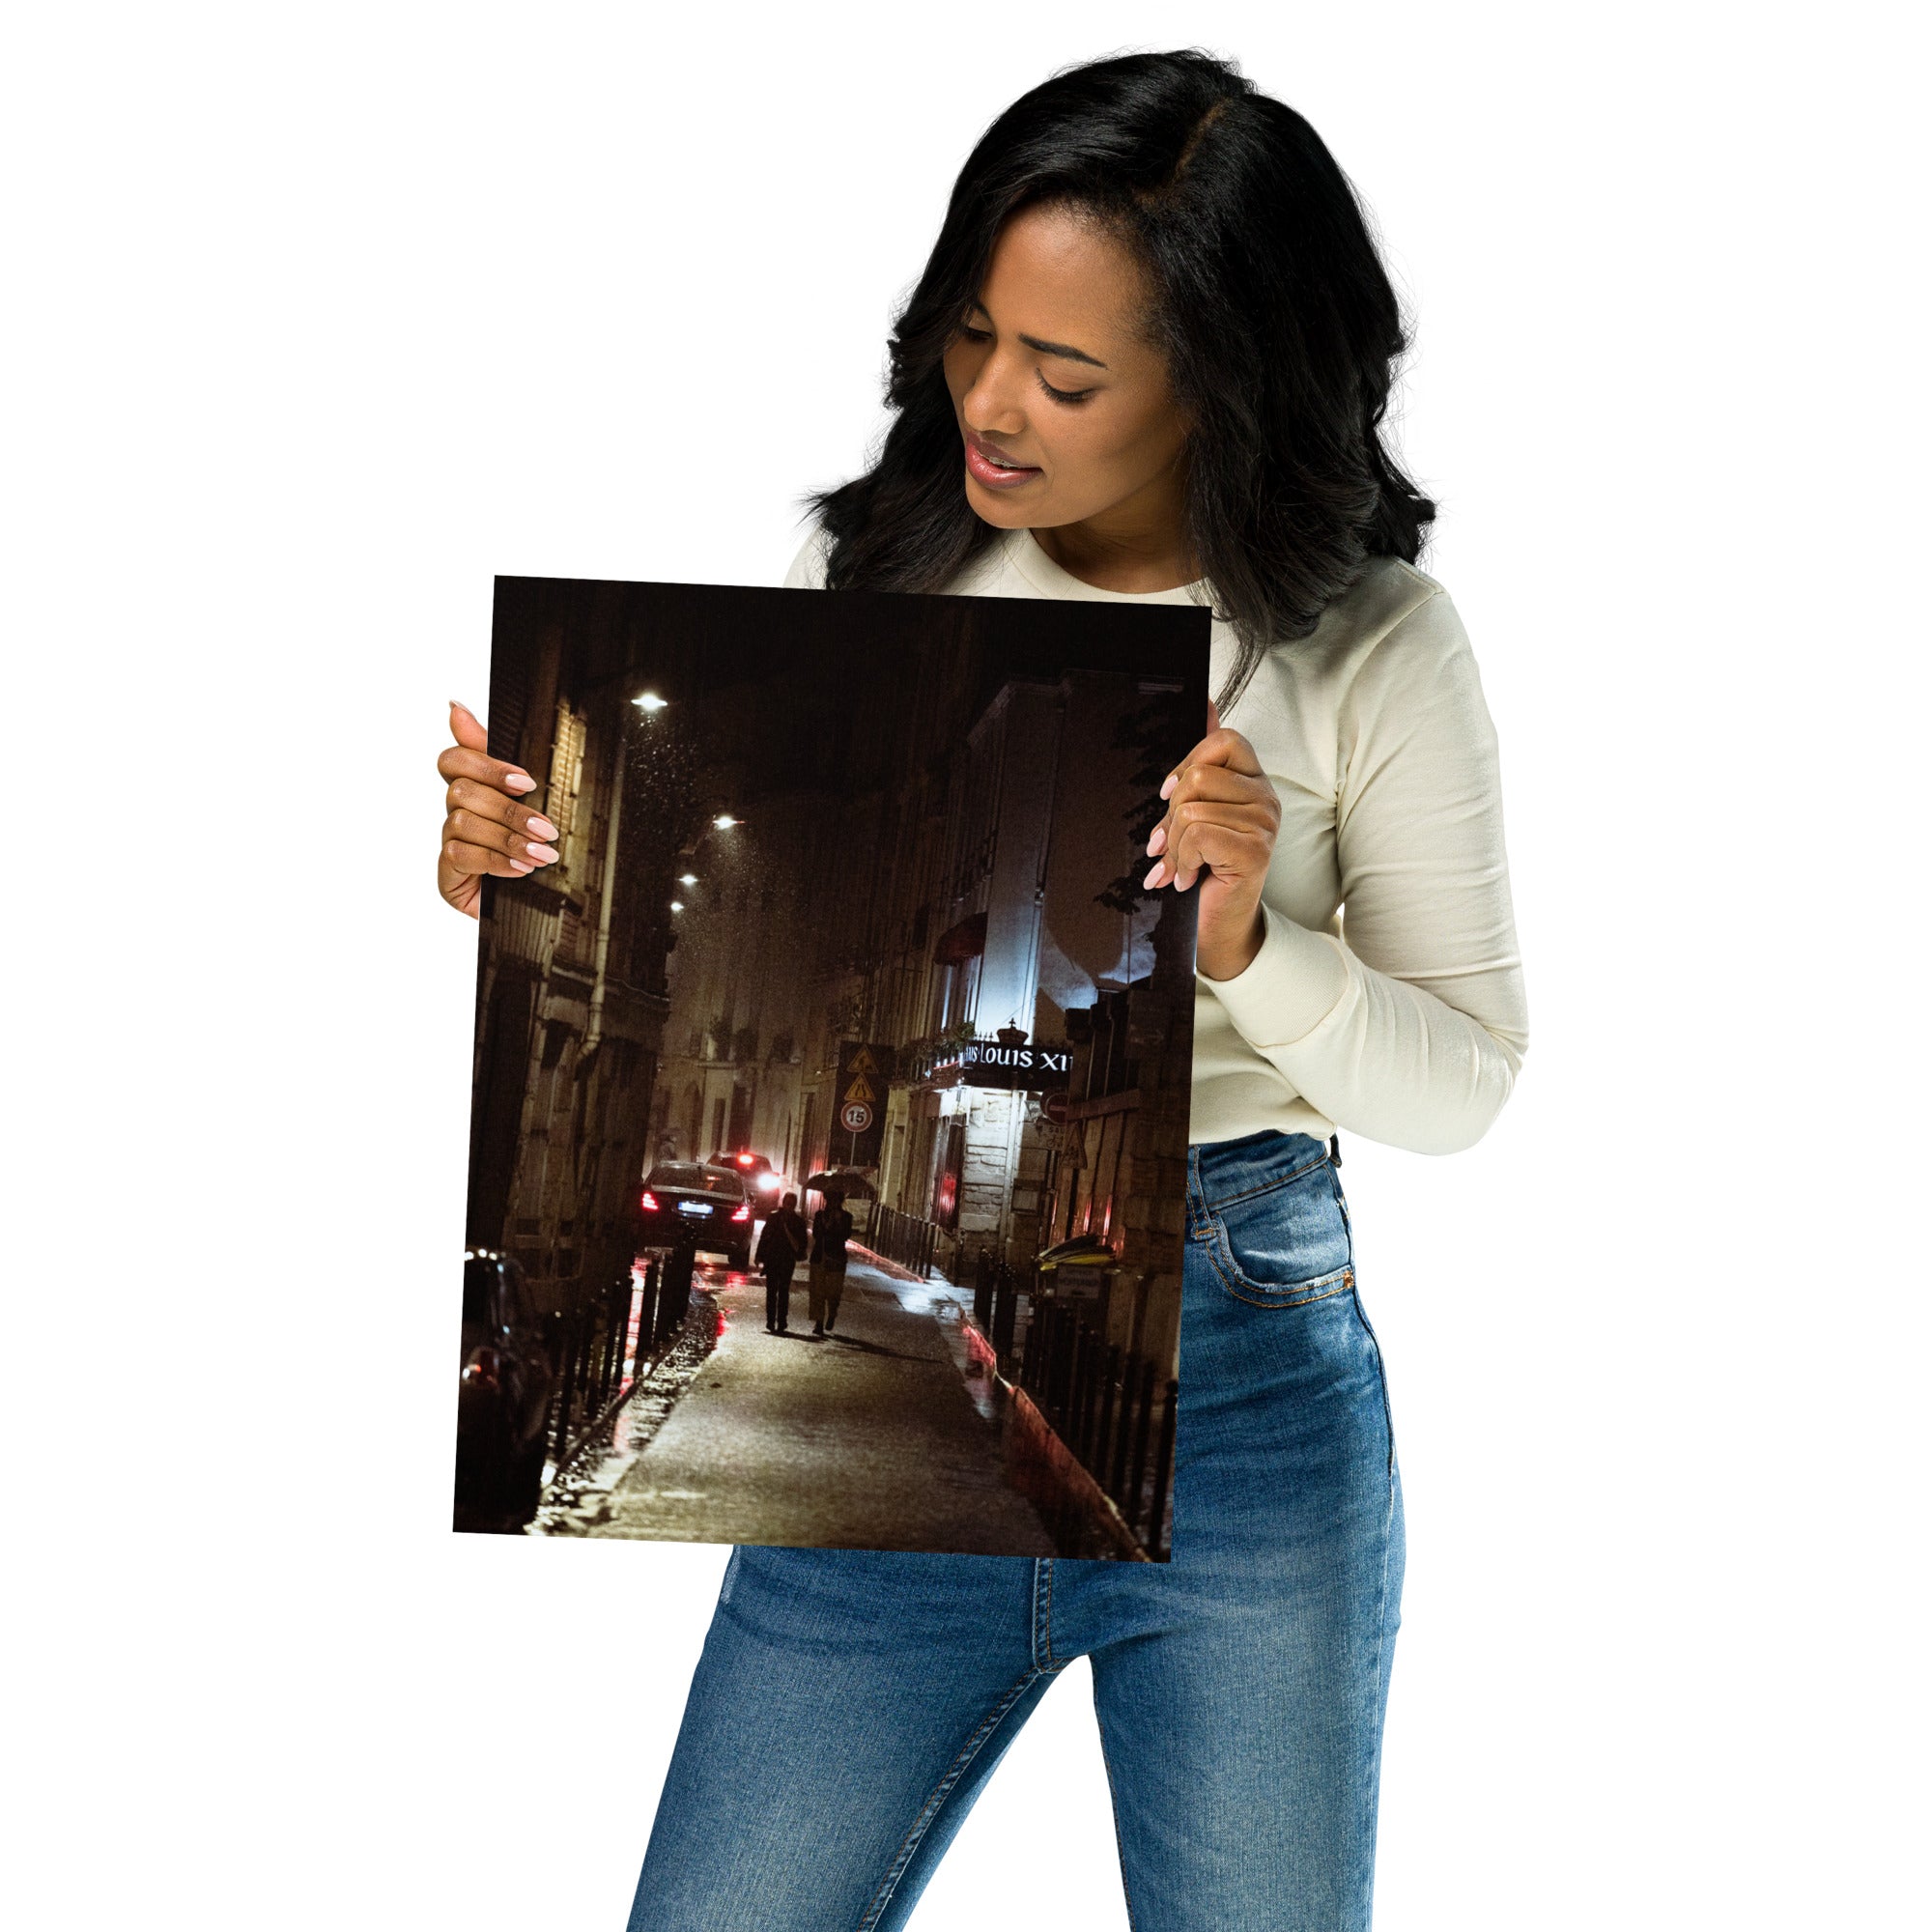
<box><xmin>941</xmin><ymin>203</ymin><xmax>1190</xmax><ymax>541</ymax></box>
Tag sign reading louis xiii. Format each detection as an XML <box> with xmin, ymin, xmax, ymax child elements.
<box><xmin>833</xmin><ymin>1040</ymin><xmax>893</xmax><ymax>1166</ymax></box>
<box><xmin>931</xmin><ymin>1038</ymin><xmax>1072</xmax><ymax>1093</ymax></box>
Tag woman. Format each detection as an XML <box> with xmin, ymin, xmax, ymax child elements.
<box><xmin>807</xmin><ymin>1187</ymin><xmax>854</xmax><ymax>1338</ymax></box>
<box><xmin>437</xmin><ymin>50</ymin><xmax>1526</xmax><ymax>1930</ymax></box>
<box><xmin>754</xmin><ymin>1190</ymin><xmax>807</xmax><ymax>1335</ymax></box>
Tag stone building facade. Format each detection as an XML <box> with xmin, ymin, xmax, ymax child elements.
<box><xmin>465</xmin><ymin>580</ymin><xmax>690</xmax><ymax>1315</ymax></box>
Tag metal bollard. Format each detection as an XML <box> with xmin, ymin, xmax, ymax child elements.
<box><xmin>1051</xmin><ymin>1304</ymin><xmax>1074</xmax><ymax>1432</ymax></box>
<box><xmin>992</xmin><ymin>1264</ymin><xmax>1017</xmax><ymax>1365</ymax></box>
<box><xmin>1065</xmin><ymin>1321</ymin><xmax>1085</xmax><ymax>1453</ymax></box>
<box><xmin>1126</xmin><ymin>1357</ymin><xmax>1157</xmax><ymax>1534</ymax></box>
<box><xmin>641</xmin><ymin>1257</ymin><xmax>662</xmax><ymax>1360</ymax></box>
<box><xmin>1081</xmin><ymin>1330</ymin><xmax>1104</xmax><ymax>1464</ymax></box>
<box><xmin>1148</xmin><ymin>1379</ymin><xmax>1179</xmax><ymax>1557</ymax></box>
<box><xmin>1108</xmin><ymin>1347</ymin><xmax>1134</xmax><ymax>1502</ymax></box>
<box><xmin>661</xmin><ymin>1245</ymin><xmax>696</xmax><ymax>1349</ymax></box>
<box><xmin>1096</xmin><ymin>1342</ymin><xmax>1122</xmax><ymax>1493</ymax></box>
<box><xmin>551</xmin><ymin>1315</ymin><xmax>580</xmax><ymax>1468</ymax></box>
<box><xmin>540</xmin><ymin>1310</ymin><xmax>566</xmax><ymax>1462</ymax></box>
<box><xmin>1067</xmin><ymin>1323</ymin><xmax>1091</xmax><ymax>1459</ymax></box>
<box><xmin>605</xmin><ymin>1281</ymin><xmax>626</xmax><ymax>1402</ymax></box>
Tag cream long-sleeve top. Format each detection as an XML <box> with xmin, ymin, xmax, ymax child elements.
<box><xmin>783</xmin><ymin>525</ymin><xmax>1529</xmax><ymax>1156</ymax></box>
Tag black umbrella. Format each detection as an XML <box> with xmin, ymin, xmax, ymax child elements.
<box><xmin>804</xmin><ymin>1169</ymin><xmax>877</xmax><ymax>1199</ymax></box>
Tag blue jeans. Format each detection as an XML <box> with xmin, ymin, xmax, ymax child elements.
<box><xmin>630</xmin><ymin>1131</ymin><xmax>1405</xmax><ymax>1930</ymax></box>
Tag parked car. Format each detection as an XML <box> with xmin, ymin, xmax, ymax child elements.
<box><xmin>454</xmin><ymin>1251</ymin><xmax>555</xmax><ymax>1535</ymax></box>
<box><xmin>640</xmin><ymin>1161</ymin><xmax>756</xmax><ymax>1269</ymax></box>
<box><xmin>707</xmin><ymin>1150</ymin><xmax>782</xmax><ymax>1208</ymax></box>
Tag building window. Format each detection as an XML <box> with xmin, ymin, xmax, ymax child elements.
<box><xmin>547</xmin><ymin>700</ymin><xmax>587</xmax><ymax>879</ymax></box>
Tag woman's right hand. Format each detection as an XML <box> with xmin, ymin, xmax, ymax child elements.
<box><xmin>436</xmin><ymin>699</ymin><xmax>561</xmax><ymax>919</ymax></box>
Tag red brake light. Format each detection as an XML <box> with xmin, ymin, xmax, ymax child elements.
<box><xmin>731</xmin><ymin>1202</ymin><xmax>752</xmax><ymax>1222</ymax></box>
<box><xmin>462</xmin><ymin>1347</ymin><xmax>503</xmax><ymax>1393</ymax></box>
<box><xmin>736</xmin><ymin>1154</ymin><xmax>753</xmax><ymax>1166</ymax></box>
<box><xmin>641</xmin><ymin>1191</ymin><xmax>660</xmax><ymax>1211</ymax></box>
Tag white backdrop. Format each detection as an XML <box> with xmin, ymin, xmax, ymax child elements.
<box><xmin>6</xmin><ymin>4</ymin><xmax>1924</xmax><ymax>1927</ymax></box>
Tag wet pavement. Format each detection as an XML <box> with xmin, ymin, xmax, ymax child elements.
<box><xmin>545</xmin><ymin>1255</ymin><xmax>1059</xmax><ymax>1554</ymax></box>
<box><xmin>529</xmin><ymin>1283</ymin><xmax>721</xmax><ymax>1538</ymax></box>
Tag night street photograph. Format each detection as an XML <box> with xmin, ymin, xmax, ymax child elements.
<box><xmin>457</xmin><ymin>576</ymin><xmax>1209</xmax><ymax>1559</ymax></box>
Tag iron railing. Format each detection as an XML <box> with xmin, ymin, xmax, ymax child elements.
<box><xmin>542</xmin><ymin>1249</ymin><xmax>696</xmax><ymax>1475</ymax></box>
<box><xmin>1020</xmin><ymin>1296</ymin><xmax>1178</xmax><ymax>1559</ymax></box>
<box><xmin>968</xmin><ymin>1251</ymin><xmax>1179</xmax><ymax>1560</ymax></box>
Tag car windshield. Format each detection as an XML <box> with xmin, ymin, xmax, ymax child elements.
<box><xmin>647</xmin><ymin>1164</ymin><xmax>744</xmax><ymax>1197</ymax></box>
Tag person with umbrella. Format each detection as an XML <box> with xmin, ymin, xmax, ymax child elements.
<box><xmin>754</xmin><ymin>1190</ymin><xmax>807</xmax><ymax>1335</ymax></box>
<box><xmin>807</xmin><ymin>1186</ymin><xmax>854</xmax><ymax>1337</ymax></box>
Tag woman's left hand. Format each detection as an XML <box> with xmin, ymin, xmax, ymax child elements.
<box><xmin>1144</xmin><ymin>701</ymin><xmax>1281</xmax><ymax>981</ymax></box>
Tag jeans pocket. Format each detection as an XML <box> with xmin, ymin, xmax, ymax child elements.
<box><xmin>1205</xmin><ymin>1155</ymin><xmax>1354</xmax><ymax>1308</ymax></box>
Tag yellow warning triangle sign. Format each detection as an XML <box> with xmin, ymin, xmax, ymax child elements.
<box><xmin>848</xmin><ymin>1047</ymin><xmax>881</xmax><ymax>1075</ymax></box>
<box><xmin>843</xmin><ymin>1075</ymin><xmax>878</xmax><ymax>1105</ymax></box>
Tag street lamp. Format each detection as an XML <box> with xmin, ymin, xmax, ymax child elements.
<box><xmin>669</xmin><ymin>900</ymin><xmax>685</xmax><ymax>913</ymax></box>
<box><xmin>633</xmin><ymin>692</ymin><xmax>668</xmax><ymax>714</ymax></box>
<box><xmin>677</xmin><ymin>872</ymin><xmax>697</xmax><ymax>886</ymax></box>
<box><xmin>713</xmin><ymin>813</ymin><xmax>740</xmax><ymax>830</ymax></box>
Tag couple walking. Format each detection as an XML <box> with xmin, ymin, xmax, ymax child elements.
<box><xmin>754</xmin><ymin>1187</ymin><xmax>855</xmax><ymax>1339</ymax></box>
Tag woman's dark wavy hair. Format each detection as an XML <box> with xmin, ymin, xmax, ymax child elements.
<box><xmin>808</xmin><ymin>48</ymin><xmax>1435</xmax><ymax>710</ymax></box>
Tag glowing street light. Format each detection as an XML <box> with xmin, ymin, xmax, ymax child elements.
<box><xmin>669</xmin><ymin>900</ymin><xmax>685</xmax><ymax>913</ymax></box>
<box><xmin>633</xmin><ymin>692</ymin><xmax>668</xmax><ymax>713</ymax></box>
<box><xmin>713</xmin><ymin>814</ymin><xmax>740</xmax><ymax>830</ymax></box>
<box><xmin>678</xmin><ymin>872</ymin><xmax>697</xmax><ymax>886</ymax></box>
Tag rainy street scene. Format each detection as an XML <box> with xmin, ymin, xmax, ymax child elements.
<box><xmin>456</xmin><ymin>575</ymin><xmax>1209</xmax><ymax>1559</ymax></box>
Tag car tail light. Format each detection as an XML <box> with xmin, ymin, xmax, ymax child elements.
<box><xmin>736</xmin><ymin>1153</ymin><xmax>753</xmax><ymax>1166</ymax></box>
<box><xmin>641</xmin><ymin>1191</ymin><xmax>660</xmax><ymax>1211</ymax></box>
<box><xmin>462</xmin><ymin>1347</ymin><xmax>503</xmax><ymax>1393</ymax></box>
<box><xmin>731</xmin><ymin>1202</ymin><xmax>752</xmax><ymax>1222</ymax></box>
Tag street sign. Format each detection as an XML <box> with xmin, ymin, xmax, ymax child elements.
<box><xmin>834</xmin><ymin>1040</ymin><xmax>893</xmax><ymax>1166</ymax></box>
<box><xmin>1042</xmin><ymin>1088</ymin><xmax>1071</xmax><ymax>1125</ymax></box>
<box><xmin>925</xmin><ymin>1038</ymin><xmax>1072</xmax><ymax>1093</ymax></box>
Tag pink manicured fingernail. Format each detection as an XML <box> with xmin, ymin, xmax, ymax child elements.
<box><xmin>1159</xmin><ymin>773</ymin><xmax>1178</xmax><ymax>800</ymax></box>
<box><xmin>526</xmin><ymin>815</ymin><xmax>558</xmax><ymax>839</ymax></box>
<box><xmin>508</xmin><ymin>860</ymin><xmax>534</xmax><ymax>874</ymax></box>
<box><xmin>1146</xmin><ymin>826</ymin><xmax>1167</xmax><ymax>857</ymax></box>
<box><xmin>526</xmin><ymin>842</ymin><xmax>559</xmax><ymax>864</ymax></box>
<box><xmin>1144</xmin><ymin>863</ymin><xmax>1166</xmax><ymax>889</ymax></box>
<box><xmin>504</xmin><ymin>771</ymin><xmax>536</xmax><ymax>793</ymax></box>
